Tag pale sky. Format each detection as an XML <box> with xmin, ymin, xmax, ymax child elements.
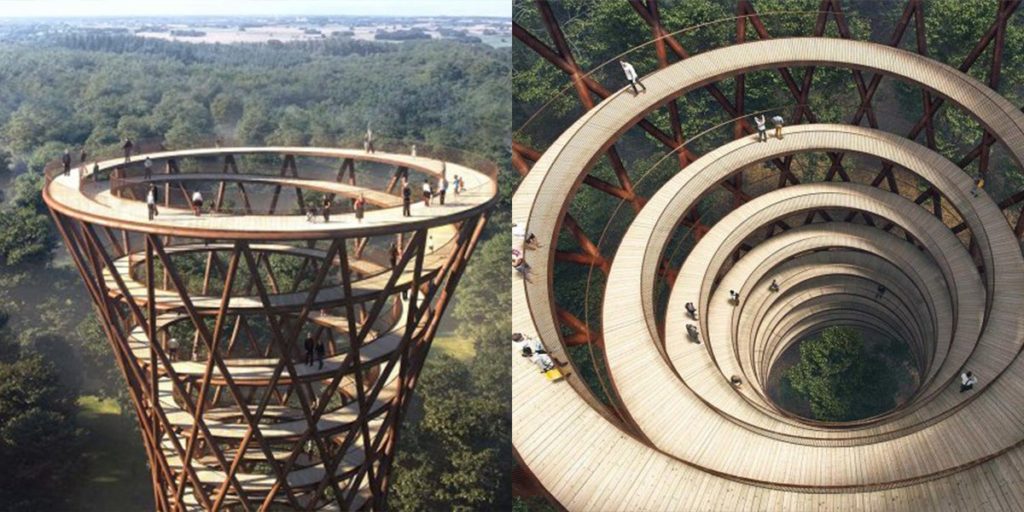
<box><xmin>0</xmin><ymin>0</ymin><xmax>510</xmax><ymax>18</ymax></box>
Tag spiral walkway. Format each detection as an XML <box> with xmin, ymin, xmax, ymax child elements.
<box><xmin>45</xmin><ymin>144</ymin><xmax>497</xmax><ymax>510</ymax></box>
<box><xmin>513</xmin><ymin>38</ymin><xmax>1024</xmax><ymax>509</ymax></box>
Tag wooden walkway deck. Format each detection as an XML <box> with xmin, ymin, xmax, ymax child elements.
<box><xmin>513</xmin><ymin>37</ymin><xmax>1024</xmax><ymax>510</ymax></box>
<box><xmin>45</xmin><ymin>147</ymin><xmax>495</xmax><ymax>239</ymax></box>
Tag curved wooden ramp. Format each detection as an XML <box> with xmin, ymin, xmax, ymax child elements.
<box><xmin>513</xmin><ymin>37</ymin><xmax>1024</xmax><ymax>510</ymax></box>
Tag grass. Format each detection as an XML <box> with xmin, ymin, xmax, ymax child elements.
<box><xmin>431</xmin><ymin>333</ymin><xmax>476</xmax><ymax>362</ymax></box>
<box><xmin>73</xmin><ymin>395</ymin><xmax>153</xmax><ymax>511</ymax></box>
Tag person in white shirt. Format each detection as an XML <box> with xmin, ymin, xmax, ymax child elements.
<box><xmin>411</xmin><ymin>144</ymin><xmax>417</xmax><ymax>157</ymax></box>
<box><xmin>146</xmin><ymin>185</ymin><xmax>158</xmax><ymax>221</ymax></box>
<box><xmin>512</xmin><ymin>333</ymin><xmax>555</xmax><ymax>373</ymax></box>
<box><xmin>754</xmin><ymin>114</ymin><xmax>767</xmax><ymax>142</ymax></box>
<box><xmin>620</xmin><ymin>60</ymin><xmax>646</xmax><ymax>95</ymax></box>
<box><xmin>437</xmin><ymin>175</ymin><xmax>448</xmax><ymax>205</ymax></box>
<box><xmin>364</xmin><ymin>127</ymin><xmax>375</xmax><ymax>153</ymax></box>
<box><xmin>422</xmin><ymin>180</ymin><xmax>433</xmax><ymax>207</ymax></box>
<box><xmin>960</xmin><ymin>371</ymin><xmax>977</xmax><ymax>393</ymax></box>
<box><xmin>191</xmin><ymin>190</ymin><xmax>204</xmax><ymax>216</ymax></box>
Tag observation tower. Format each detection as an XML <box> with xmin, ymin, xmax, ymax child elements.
<box><xmin>513</xmin><ymin>2</ymin><xmax>1024</xmax><ymax>510</ymax></box>
<box><xmin>43</xmin><ymin>138</ymin><xmax>498</xmax><ymax>510</ymax></box>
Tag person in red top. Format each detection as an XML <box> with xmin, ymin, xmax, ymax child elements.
<box><xmin>353</xmin><ymin>193</ymin><xmax>365</xmax><ymax>223</ymax></box>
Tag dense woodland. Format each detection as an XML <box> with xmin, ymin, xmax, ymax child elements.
<box><xmin>512</xmin><ymin>0</ymin><xmax>1024</xmax><ymax>417</ymax></box>
<box><xmin>0</xmin><ymin>29</ymin><xmax>510</xmax><ymax>510</ymax></box>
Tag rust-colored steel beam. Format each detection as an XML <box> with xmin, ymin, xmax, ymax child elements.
<box><xmin>44</xmin><ymin>145</ymin><xmax>496</xmax><ymax>510</ymax></box>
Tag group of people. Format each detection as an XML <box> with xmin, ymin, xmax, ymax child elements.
<box><xmin>511</xmin><ymin>223</ymin><xmax>539</xmax><ymax>282</ymax></box>
<box><xmin>304</xmin><ymin>335</ymin><xmax>327</xmax><ymax>370</ymax></box>
<box><xmin>306</xmin><ymin>196</ymin><xmax>336</xmax><ymax>223</ymax></box>
<box><xmin>754</xmin><ymin>114</ymin><xmax>786</xmax><ymax>142</ymax></box>
<box><xmin>73</xmin><ymin>135</ymin><xmax>464</xmax><ymax>225</ymax></box>
<box><xmin>512</xmin><ymin>332</ymin><xmax>556</xmax><ymax>374</ymax></box>
<box><xmin>400</xmin><ymin>173</ymin><xmax>463</xmax><ymax>217</ymax></box>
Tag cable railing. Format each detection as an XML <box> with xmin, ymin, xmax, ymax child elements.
<box><xmin>43</xmin><ymin>134</ymin><xmax>500</xmax><ymax>205</ymax></box>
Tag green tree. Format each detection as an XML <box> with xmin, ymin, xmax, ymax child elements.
<box><xmin>783</xmin><ymin>326</ymin><xmax>898</xmax><ymax>422</ymax></box>
<box><xmin>451</xmin><ymin>232</ymin><xmax>510</xmax><ymax>342</ymax></box>
<box><xmin>0</xmin><ymin>353</ymin><xmax>83</xmax><ymax>510</ymax></box>
<box><xmin>0</xmin><ymin>207</ymin><xmax>54</xmax><ymax>266</ymax></box>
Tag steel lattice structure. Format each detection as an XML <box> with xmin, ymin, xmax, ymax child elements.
<box><xmin>513</xmin><ymin>0</ymin><xmax>1020</xmax><ymax>424</ymax></box>
<box><xmin>512</xmin><ymin>1</ymin><xmax>1024</xmax><ymax>509</ymax></box>
<box><xmin>43</xmin><ymin>142</ymin><xmax>497</xmax><ymax>511</ymax></box>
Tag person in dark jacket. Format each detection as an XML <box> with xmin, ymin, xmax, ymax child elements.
<box><xmin>304</xmin><ymin>335</ymin><xmax>315</xmax><ymax>367</ymax></box>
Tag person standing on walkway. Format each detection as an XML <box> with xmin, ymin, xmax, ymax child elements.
<box><xmin>146</xmin><ymin>185</ymin><xmax>159</xmax><ymax>220</ymax></box>
<box><xmin>315</xmin><ymin>338</ymin><xmax>325</xmax><ymax>370</ymax></box>
<box><xmin>401</xmin><ymin>177</ymin><xmax>412</xmax><ymax>217</ymax></box>
<box><xmin>754</xmin><ymin>115</ymin><xmax>767</xmax><ymax>142</ymax></box>
<box><xmin>122</xmin><ymin>138</ymin><xmax>134</xmax><ymax>163</ymax></box>
<box><xmin>191</xmin><ymin>190</ymin><xmax>204</xmax><ymax>216</ymax></box>
<box><xmin>771</xmin><ymin>114</ymin><xmax>785</xmax><ymax>140</ymax></box>
<box><xmin>972</xmin><ymin>175</ymin><xmax>985</xmax><ymax>198</ymax></box>
<box><xmin>353</xmin><ymin>193</ymin><xmax>365</xmax><ymax>223</ymax></box>
<box><xmin>422</xmin><ymin>179</ymin><xmax>433</xmax><ymax>207</ymax></box>
<box><xmin>79</xmin><ymin>148</ymin><xmax>88</xmax><ymax>165</ymax></box>
<box><xmin>685</xmin><ymin>302</ymin><xmax>697</xmax><ymax>319</ymax></box>
<box><xmin>143</xmin><ymin>156</ymin><xmax>153</xmax><ymax>180</ymax></box>
<box><xmin>167</xmin><ymin>337</ymin><xmax>179</xmax><ymax>361</ymax></box>
<box><xmin>960</xmin><ymin>371</ymin><xmax>977</xmax><ymax>392</ymax></box>
<box><xmin>411</xmin><ymin>144</ymin><xmax>417</xmax><ymax>157</ymax></box>
<box><xmin>304</xmin><ymin>335</ymin><xmax>315</xmax><ymax>367</ymax></box>
<box><xmin>452</xmin><ymin>175</ymin><xmax>462</xmax><ymax>196</ymax></box>
<box><xmin>62</xmin><ymin>149</ymin><xmax>71</xmax><ymax>176</ymax></box>
<box><xmin>437</xmin><ymin>175</ymin><xmax>448</xmax><ymax>205</ymax></box>
<box><xmin>91</xmin><ymin>162</ymin><xmax>100</xmax><ymax>181</ymax></box>
<box><xmin>620</xmin><ymin>60</ymin><xmax>646</xmax><ymax>95</ymax></box>
<box><xmin>729</xmin><ymin>290</ymin><xmax>740</xmax><ymax>304</ymax></box>
<box><xmin>876</xmin><ymin>285</ymin><xmax>886</xmax><ymax>299</ymax></box>
<box><xmin>388</xmin><ymin>242</ymin><xmax>399</xmax><ymax>268</ymax></box>
<box><xmin>364</xmin><ymin>126</ymin><xmax>375</xmax><ymax>154</ymax></box>
<box><xmin>322</xmin><ymin>196</ymin><xmax>332</xmax><ymax>223</ymax></box>
<box><xmin>769</xmin><ymin>279</ymin><xmax>779</xmax><ymax>292</ymax></box>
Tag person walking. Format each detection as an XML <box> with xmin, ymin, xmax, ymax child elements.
<box><xmin>353</xmin><ymin>193</ymin><xmax>365</xmax><ymax>223</ymax></box>
<box><xmin>876</xmin><ymin>285</ymin><xmax>887</xmax><ymax>299</ymax></box>
<box><xmin>304</xmin><ymin>335</ymin><xmax>315</xmax><ymax>367</ymax></box>
<box><xmin>771</xmin><ymin>114</ymin><xmax>785</xmax><ymax>140</ymax></box>
<box><xmin>122</xmin><ymin>138</ymin><xmax>134</xmax><ymax>163</ymax></box>
<box><xmin>437</xmin><ymin>175</ymin><xmax>448</xmax><ymax>206</ymax></box>
<box><xmin>322</xmin><ymin>196</ymin><xmax>332</xmax><ymax>223</ymax></box>
<box><xmin>422</xmin><ymin>179</ymin><xmax>433</xmax><ymax>207</ymax></box>
<box><xmin>452</xmin><ymin>175</ymin><xmax>462</xmax><ymax>196</ymax></box>
<box><xmin>144</xmin><ymin>156</ymin><xmax>153</xmax><ymax>180</ymax></box>
<box><xmin>146</xmin><ymin>185</ymin><xmax>159</xmax><ymax>220</ymax></box>
<box><xmin>972</xmin><ymin>175</ymin><xmax>985</xmax><ymax>198</ymax></box>
<box><xmin>79</xmin><ymin>148</ymin><xmax>88</xmax><ymax>165</ymax></box>
<box><xmin>960</xmin><ymin>371</ymin><xmax>977</xmax><ymax>392</ymax></box>
<box><xmin>754</xmin><ymin>114</ymin><xmax>767</xmax><ymax>142</ymax></box>
<box><xmin>62</xmin><ymin>149</ymin><xmax>71</xmax><ymax>176</ymax></box>
<box><xmin>315</xmin><ymin>338</ymin><xmax>325</xmax><ymax>370</ymax></box>
<box><xmin>401</xmin><ymin>178</ymin><xmax>412</xmax><ymax>217</ymax></box>
<box><xmin>620</xmin><ymin>60</ymin><xmax>646</xmax><ymax>95</ymax></box>
<box><xmin>729</xmin><ymin>290</ymin><xmax>740</xmax><ymax>304</ymax></box>
<box><xmin>388</xmin><ymin>242</ymin><xmax>399</xmax><ymax>268</ymax></box>
<box><xmin>769</xmin><ymin>279</ymin><xmax>779</xmax><ymax>292</ymax></box>
<box><xmin>685</xmin><ymin>302</ymin><xmax>697</xmax><ymax>319</ymax></box>
<box><xmin>191</xmin><ymin>190</ymin><xmax>204</xmax><ymax>216</ymax></box>
<box><xmin>91</xmin><ymin>161</ymin><xmax>100</xmax><ymax>181</ymax></box>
